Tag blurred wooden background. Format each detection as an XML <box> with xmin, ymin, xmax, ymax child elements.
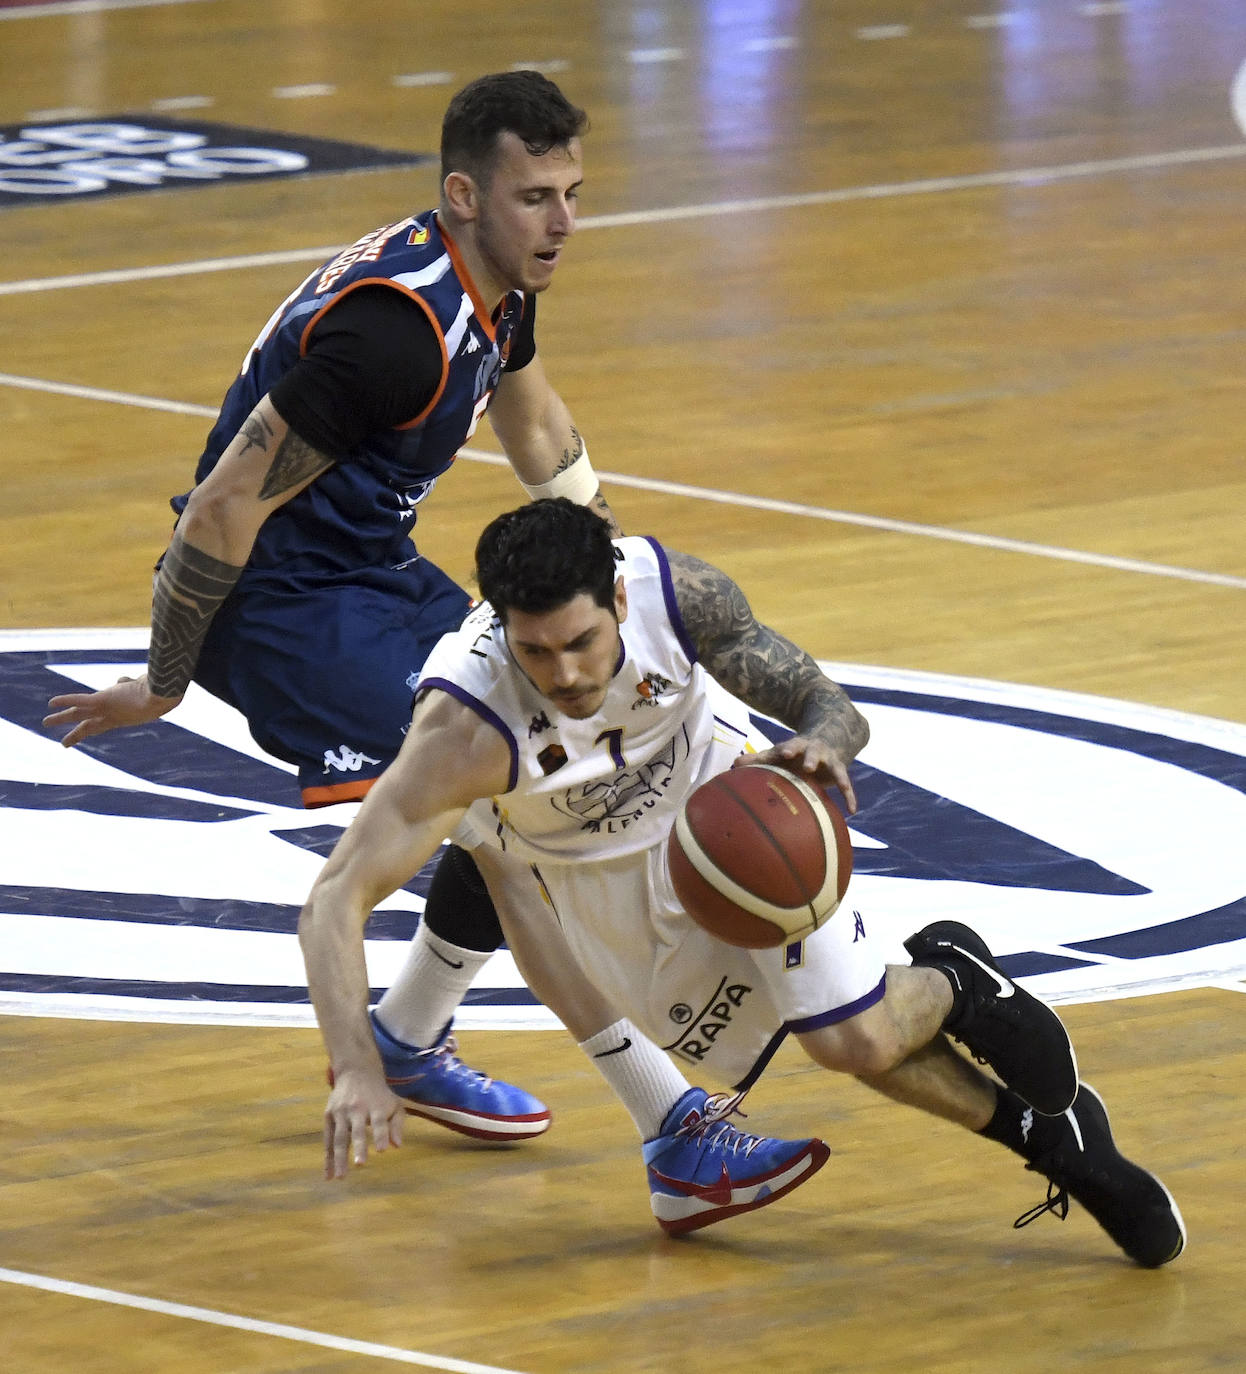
<box><xmin>1</xmin><ymin>1</ymin><xmax>1243</xmax><ymax>1370</ymax></box>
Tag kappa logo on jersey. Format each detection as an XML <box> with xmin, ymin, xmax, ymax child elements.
<box><xmin>528</xmin><ymin>711</ymin><xmax>553</xmax><ymax>738</ymax></box>
<box><xmin>4</xmin><ymin>632</ymin><xmax>1246</xmax><ymax>1028</ymax></box>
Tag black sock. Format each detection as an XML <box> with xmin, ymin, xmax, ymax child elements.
<box><xmin>421</xmin><ymin>845</ymin><xmax>504</xmax><ymax>953</ymax></box>
<box><xmin>978</xmin><ymin>1087</ymin><xmax>1063</xmax><ymax>1163</ymax></box>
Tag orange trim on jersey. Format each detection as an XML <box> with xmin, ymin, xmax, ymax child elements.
<box><xmin>296</xmin><ymin>277</ymin><xmax>450</xmax><ymax>430</ymax></box>
<box><xmin>435</xmin><ymin>214</ymin><xmax>499</xmax><ymax>341</ymax></box>
<box><xmin>302</xmin><ymin>776</ymin><xmax>379</xmax><ymax>808</ymax></box>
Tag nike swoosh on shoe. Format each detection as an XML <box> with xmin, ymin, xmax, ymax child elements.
<box><xmin>649</xmin><ymin>1162</ymin><xmax>734</xmax><ymax>1205</ymax></box>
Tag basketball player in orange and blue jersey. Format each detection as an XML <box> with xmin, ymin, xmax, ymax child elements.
<box><xmin>43</xmin><ymin>72</ymin><xmax>820</xmax><ymax>1188</ymax></box>
<box><xmin>300</xmin><ymin>498</ymin><xmax>1185</xmax><ymax>1263</ymax></box>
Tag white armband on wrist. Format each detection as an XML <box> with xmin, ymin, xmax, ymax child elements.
<box><xmin>518</xmin><ymin>447</ymin><xmax>599</xmax><ymax>506</ymax></box>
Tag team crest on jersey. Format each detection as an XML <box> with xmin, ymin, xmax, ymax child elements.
<box><xmin>4</xmin><ymin>632</ymin><xmax>1245</xmax><ymax>1029</ymax></box>
<box><xmin>633</xmin><ymin>671</ymin><xmax>672</xmax><ymax>709</ymax></box>
<box><xmin>537</xmin><ymin>742</ymin><xmax>568</xmax><ymax>775</ymax></box>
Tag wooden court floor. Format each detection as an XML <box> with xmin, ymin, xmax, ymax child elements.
<box><xmin>1</xmin><ymin>1</ymin><xmax>1244</xmax><ymax>1370</ymax></box>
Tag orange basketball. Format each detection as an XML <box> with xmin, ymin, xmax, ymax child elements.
<box><xmin>668</xmin><ymin>763</ymin><xmax>853</xmax><ymax>948</ymax></box>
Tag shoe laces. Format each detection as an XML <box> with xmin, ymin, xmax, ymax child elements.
<box><xmin>1013</xmin><ymin>1177</ymin><xmax>1070</xmax><ymax>1231</ymax></box>
<box><xmin>675</xmin><ymin>1091</ymin><xmax>762</xmax><ymax>1158</ymax></box>
<box><xmin>418</xmin><ymin>1034</ymin><xmax>494</xmax><ymax>1089</ymax></box>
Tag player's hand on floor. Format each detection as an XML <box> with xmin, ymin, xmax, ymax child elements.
<box><xmin>736</xmin><ymin>737</ymin><xmax>858</xmax><ymax>814</ymax></box>
<box><xmin>323</xmin><ymin>1070</ymin><xmax>406</xmax><ymax>1180</ymax></box>
<box><xmin>43</xmin><ymin>674</ymin><xmax>182</xmax><ymax>746</ymax></box>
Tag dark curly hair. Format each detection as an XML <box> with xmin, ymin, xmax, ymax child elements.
<box><xmin>441</xmin><ymin>70</ymin><xmax>588</xmax><ymax>188</ymax></box>
<box><xmin>475</xmin><ymin>499</ymin><xmax>617</xmax><ymax>623</ymax></box>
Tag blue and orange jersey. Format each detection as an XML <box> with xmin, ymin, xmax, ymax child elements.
<box><xmin>174</xmin><ymin>210</ymin><xmax>525</xmax><ymax>579</ymax></box>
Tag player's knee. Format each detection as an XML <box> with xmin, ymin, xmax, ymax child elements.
<box><xmin>796</xmin><ymin>1017</ymin><xmax>906</xmax><ymax>1077</ymax></box>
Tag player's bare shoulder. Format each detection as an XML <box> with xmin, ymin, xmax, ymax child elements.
<box><xmin>405</xmin><ymin>684</ymin><xmax>512</xmax><ymax>806</ymax></box>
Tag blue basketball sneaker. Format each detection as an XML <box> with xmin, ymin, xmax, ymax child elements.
<box><xmin>643</xmin><ymin>1088</ymin><xmax>829</xmax><ymax>1235</ymax></box>
<box><xmin>371</xmin><ymin>1013</ymin><xmax>551</xmax><ymax>1142</ymax></box>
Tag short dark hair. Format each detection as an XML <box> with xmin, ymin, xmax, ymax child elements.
<box><xmin>441</xmin><ymin>70</ymin><xmax>588</xmax><ymax>187</ymax></box>
<box><xmin>475</xmin><ymin>499</ymin><xmax>616</xmax><ymax>622</ymax></box>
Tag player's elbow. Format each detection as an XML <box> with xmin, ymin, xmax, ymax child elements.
<box><xmin>179</xmin><ymin>482</ymin><xmax>262</xmax><ymax>567</ymax></box>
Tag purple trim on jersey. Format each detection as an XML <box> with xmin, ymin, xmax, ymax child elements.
<box><xmin>783</xmin><ymin>973</ymin><xmax>887</xmax><ymax>1034</ymax></box>
<box><xmin>711</xmin><ymin>713</ymin><xmax>749</xmax><ymax>740</ymax></box>
<box><xmin>419</xmin><ymin>676</ymin><xmax>519</xmax><ymax>792</ymax></box>
<box><xmin>644</xmin><ymin>536</ymin><xmax>698</xmax><ymax>665</ymax></box>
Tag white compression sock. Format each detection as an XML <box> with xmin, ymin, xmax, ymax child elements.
<box><xmin>578</xmin><ymin>1019</ymin><xmax>693</xmax><ymax>1140</ymax></box>
<box><xmin>373</xmin><ymin>922</ymin><xmax>493</xmax><ymax>1049</ymax></box>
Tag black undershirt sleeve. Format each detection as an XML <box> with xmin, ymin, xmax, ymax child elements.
<box><xmin>267</xmin><ymin>286</ymin><xmax>445</xmax><ymax>458</ymax></box>
<box><xmin>268</xmin><ymin>283</ymin><xmax>537</xmax><ymax>458</ymax></box>
<box><xmin>505</xmin><ymin>293</ymin><xmax>537</xmax><ymax>372</ymax></box>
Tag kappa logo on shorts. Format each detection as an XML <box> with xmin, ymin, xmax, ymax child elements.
<box><xmin>4</xmin><ymin>631</ymin><xmax>1246</xmax><ymax>1028</ymax></box>
<box><xmin>322</xmin><ymin>745</ymin><xmax>382</xmax><ymax>774</ymax></box>
<box><xmin>665</xmin><ymin>978</ymin><xmax>753</xmax><ymax>1065</ymax></box>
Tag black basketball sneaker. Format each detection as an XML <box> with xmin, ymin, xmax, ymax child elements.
<box><xmin>1015</xmin><ymin>1083</ymin><xmax>1186</xmax><ymax>1267</ymax></box>
<box><xmin>904</xmin><ymin>920</ymin><xmax>1078</xmax><ymax>1116</ymax></box>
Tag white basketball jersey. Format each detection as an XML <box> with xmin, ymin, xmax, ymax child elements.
<box><xmin>417</xmin><ymin>536</ymin><xmax>752</xmax><ymax>864</ymax></box>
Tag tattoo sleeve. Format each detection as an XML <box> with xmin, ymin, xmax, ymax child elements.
<box><xmin>668</xmin><ymin>549</ymin><xmax>868</xmax><ymax>761</ymax></box>
<box><xmin>147</xmin><ymin>532</ymin><xmax>245</xmax><ymax>699</ymax></box>
<box><xmin>591</xmin><ymin>490</ymin><xmax>623</xmax><ymax>536</ymax></box>
<box><xmin>145</xmin><ymin>414</ymin><xmax>332</xmax><ymax>699</ymax></box>
<box><xmin>258</xmin><ymin>428</ymin><xmax>334</xmax><ymax>501</ymax></box>
<box><xmin>551</xmin><ymin>425</ymin><xmax>584</xmax><ymax>476</ymax></box>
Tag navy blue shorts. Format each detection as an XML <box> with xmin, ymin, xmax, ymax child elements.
<box><xmin>195</xmin><ymin>558</ymin><xmax>471</xmax><ymax>806</ymax></box>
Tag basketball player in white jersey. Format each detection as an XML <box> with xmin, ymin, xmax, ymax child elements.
<box><xmin>299</xmin><ymin>500</ymin><xmax>1184</xmax><ymax>1264</ymax></box>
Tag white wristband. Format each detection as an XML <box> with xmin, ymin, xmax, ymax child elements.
<box><xmin>518</xmin><ymin>447</ymin><xmax>599</xmax><ymax>505</ymax></box>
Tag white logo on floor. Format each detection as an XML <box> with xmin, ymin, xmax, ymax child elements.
<box><xmin>3</xmin><ymin>630</ymin><xmax>1244</xmax><ymax>1028</ymax></box>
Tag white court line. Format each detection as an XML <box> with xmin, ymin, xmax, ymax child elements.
<box><xmin>0</xmin><ymin>0</ymin><xmax>212</xmax><ymax>18</ymax></box>
<box><xmin>4</xmin><ymin>143</ymin><xmax>1246</xmax><ymax>298</ymax></box>
<box><xmin>0</xmin><ymin>1266</ymin><xmax>530</xmax><ymax>1373</ymax></box>
<box><xmin>3</xmin><ymin>368</ymin><xmax>1245</xmax><ymax>591</ymax></box>
<box><xmin>0</xmin><ymin>247</ymin><xmax>342</xmax><ymax>297</ymax></box>
<box><xmin>0</xmin><ymin>370</ymin><xmax>219</xmax><ymax>417</ymax></box>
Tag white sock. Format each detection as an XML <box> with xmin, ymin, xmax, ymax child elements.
<box><xmin>578</xmin><ymin>1019</ymin><xmax>692</xmax><ymax>1140</ymax></box>
<box><xmin>374</xmin><ymin>921</ymin><xmax>493</xmax><ymax>1049</ymax></box>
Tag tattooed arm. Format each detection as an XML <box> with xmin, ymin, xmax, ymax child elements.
<box><xmin>667</xmin><ymin>549</ymin><xmax>869</xmax><ymax>812</ymax></box>
<box><xmin>44</xmin><ymin>396</ymin><xmax>333</xmax><ymax>745</ymax></box>
<box><xmin>487</xmin><ymin>353</ymin><xmax>622</xmax><ymax>535</ymax></box>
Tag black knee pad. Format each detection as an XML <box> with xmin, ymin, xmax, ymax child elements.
<box><xmin>421</xmin><ymin>844</ymin><xmax>504</xmax><ymax>952</ymax></box>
